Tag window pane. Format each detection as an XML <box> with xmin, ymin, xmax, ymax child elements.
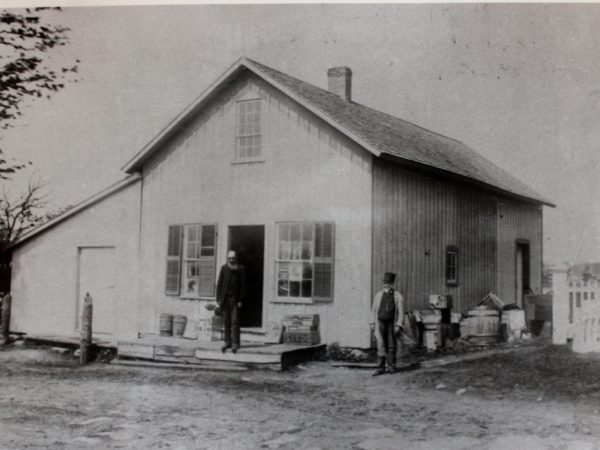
<box><xmin>289</xmin><ymin>262</ymin><xmax>303</xmax><ymax>281</ymax></box>
<box><xmin>302</xmin><ymin>262</ymin><xmax>313</xmax><ymax>280</ymax></box>
<box><xmin>187</xmin><ymin>243</ymin><xmax>196</xmax><ymax>259</ymax></box>
<box><xmin>291</xmin><ymin>224</ymin><xmax>301</xmax><ymax>242</ymax></box>
<box><xmin>278</xmin><ymin>279</ymin><xmax>289</xmax><ymax>297</ymax></box>
<box><xmin>301</xmin><ymin>280</ymin><xmax>312</xmax><ymax>298</ymax></box>
<box><xmin>302</xmin><ymin>223</ymin><xmax>313</xmax><ymax>260</ymax></box>
<box><xmin>277</xmin><ymin>262</ymin><xmax>289</xmax><ymax>297</ymax></box>
<box><xmin>187</xmin><ymin>262</ymin><xmax>199</xmax><ymax>277</ymax></box>
<box><xmin>185</xmin><ymin>261</ymin><xmax>199</xmax><ymax>295</ymax></box>
<box><xmin>290</xmin><ymin>225</ymin><xmax>302</xmax><ymax>259</ymax></box>
<box><xmin>289</xmin><ymin>281</ymin><xmax>300</xmax><ymax>297</ymax></box>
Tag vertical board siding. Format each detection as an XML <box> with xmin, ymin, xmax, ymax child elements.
<box><xmin>496</xmin><ymin>199</ymin><xmax>543</xmax><ymax>303</ymax></box>
<box><xmin>372</xmin><ymin>160</ymin><xmax>497</xmax><ymax>313</ymax></box>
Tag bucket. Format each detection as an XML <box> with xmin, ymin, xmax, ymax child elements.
<box><xmin>173</xmin><ymin>315</ymin><xmax>187</xmax><ymax>337</ymax></box>
<box><xmin>159</xmin><ymin>314</ymin><xmax>174</xmax><ymax>336</ymax></box>
<box><xmin>423</xmin><ymin>324</ymin><xmax>440</xmax><ymax>351</ymax></box>
<box><xmin>211</xmin><ymin>315</ymin><xmax>224</xmax><ymax>341</ymax></box>
<box><xmin>467</xmin><ymin>307</ymin><xmax>500</xmax><ymax>345</ymax></box>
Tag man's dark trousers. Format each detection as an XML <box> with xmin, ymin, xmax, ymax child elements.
<box><xmin>223</xmin><ymin>294</ymin><xmax>240</xmax><ymax>349</ymax></box>
<box><xmin>378</xmin><ymin>319</ymin><xmax>396</xmax><ymax>368</ymax></box>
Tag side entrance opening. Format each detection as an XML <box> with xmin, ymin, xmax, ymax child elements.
<box><xmin>77</xmin><ymin>246</ymin><xmax>117</xmax><ymax>335</ymax></box>
<box><xmin>228</xmin><ymin>225</ymin><xmax>265</xmax><ymax>328</ymax></box>
<box><xmin>515</xmin><ymin>241</ymin><xmax>530</xmax><ymax>307</ymax></box>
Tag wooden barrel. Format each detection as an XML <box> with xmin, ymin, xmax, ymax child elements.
<box><xmin>173</xmin><ymin>315</ymin><xmax>187</xmax><ymax>337</ymax></box>
<box><xmin>467</xmin><ymin>307</ymin><xmax>500</xmax><ymax>345</ymax></box>
<box><xmin>159</xmin><ymin>314</ymin><xmax>174</xmax><ymax>336</ymax></box>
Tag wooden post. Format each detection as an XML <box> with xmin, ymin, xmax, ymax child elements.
<box><xmin>1</xmin><ymin>293</ymin><xmax>11</xmax><ymax>343</ymax></box>
<box><xmin>80</xmin><ymin>293</ymin><xmax>93</xmax><ymax>365</ymax></box>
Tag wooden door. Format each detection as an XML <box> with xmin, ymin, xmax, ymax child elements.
<box><xmin>78</xmin><ymin>247</ymin><xmax>117</xmax><ymax>335</ymax></box>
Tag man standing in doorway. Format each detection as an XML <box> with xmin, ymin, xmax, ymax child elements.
<box><xmin>216</xmin><ymin>250</ymin><xmax>246</xmax><ymax>353</ymax></box>
<box><xmin>370</xmin><ymin>272</ymin><xmax>404</xmax><ymax>376</ymax></box>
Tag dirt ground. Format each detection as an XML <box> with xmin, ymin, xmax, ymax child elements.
<box><xmin>1</xmin><ymin>343</ymin><xmax>599</xmax><ymax>450</ymax></box>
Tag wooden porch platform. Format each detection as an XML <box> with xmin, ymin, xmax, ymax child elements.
<box><xmin>117</xmin><ymin>335</ymin><xmax>326</xmax><ymax>371</ymax></box>
<box><xmin>24</xmin><ymin>333</ymin><xmax>117</xmax><ymax>349</ymax></box>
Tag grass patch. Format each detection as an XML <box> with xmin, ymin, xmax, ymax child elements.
<box><xmin>406</xmin><ymin>344</ymin><xmax>600</xmax><ymax>404</ymax></box>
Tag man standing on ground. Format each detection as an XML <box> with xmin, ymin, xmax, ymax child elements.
<box><xmin>370</xmin><ymin>272</ymin><xmax>404</xmax><ymax>376</ymax></box>
<box><xmin>216</xmin><ymin>250</ymin><xmax>246</xmax><ymax>354</ymax></box>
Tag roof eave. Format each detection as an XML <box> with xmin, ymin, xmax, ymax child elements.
<box><xmin>5</xmin><ymin>173</ymin><xmax>143</xmax><ymax>251</ymax></box>
<box><xmin>379</xmin><ymin>153</ymin><xmax>556</xmax><ymax>208</ymax></box>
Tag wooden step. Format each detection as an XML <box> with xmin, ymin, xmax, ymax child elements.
<box><xmin>193</xmin><ymin>349</ymin><xmax>280</xmax><ymax>365</ymax></box>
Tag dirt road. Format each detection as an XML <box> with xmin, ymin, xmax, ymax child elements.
<box><xmin>0</xmin><ymin>346</ymin><xmax>599</xmax><ymax>449</ymax></box>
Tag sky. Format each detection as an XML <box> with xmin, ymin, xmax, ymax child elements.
<box><xmin>0</xmin><ymin>3</ymin><xmax>599</xmax><ymax>265</ymax></box>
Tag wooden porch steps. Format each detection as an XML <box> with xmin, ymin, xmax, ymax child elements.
<box><xmin>117</xmin><ymin>336</ymin><xmax>326</xmax><ymax>371</ymax></box>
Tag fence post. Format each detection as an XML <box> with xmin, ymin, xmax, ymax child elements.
<box><xmin>80</xmin><ymin>293</ymin><xmax>93</xmax><ymax>365</ymax></box>
<box><xmin>1</xmin><ymin>293</ymin><xmax>11</xmax><ymax>343</ymax></box>
<box><xmin>551</xmin><ymin>269</ymin><xmax>569</xmax><ymax>345</ymax></box>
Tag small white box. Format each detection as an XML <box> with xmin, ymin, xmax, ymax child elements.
<box><xmin>429</xmin><ymin>295</ymin><xmax>447</xmax><ymax>309</ymax></box>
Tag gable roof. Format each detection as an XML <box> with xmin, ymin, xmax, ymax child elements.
<box><xmin>123</xmin><ymin>57</ymin><xmax>554</xmax><ymax>207</ymax></box>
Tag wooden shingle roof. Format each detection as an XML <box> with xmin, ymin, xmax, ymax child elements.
<box><xmin>124</xmin><ymin>57</ymin><xmax>553</xmax><ymax>207</ymax></box>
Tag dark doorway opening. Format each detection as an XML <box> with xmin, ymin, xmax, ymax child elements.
<box><xmin>228</xmin><ymin>225</ymin><xmax>264</xmax><ymax>328</ymax></box>
<box><xmin>516</xmin><ymin>241</ymin><xmax>530</xmax><ymax>307</ymax></box>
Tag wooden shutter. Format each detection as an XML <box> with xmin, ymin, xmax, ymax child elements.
<box><xmin>198</xmin><ymin>224</ymin><xmax>217</xmax><ymax>297</ymax></box>
<box><xmin>313</xmin><ymin>222</ymin><xmax>334</xmax><ymax>301</ymax></box>
<box><xmin>165</xmin><ymin>225</ymin><xmax>183</xmax><ymax>295</ymax></box>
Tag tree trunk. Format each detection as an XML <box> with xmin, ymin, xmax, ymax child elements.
<box><xmin>1</xmin><ymin>293</ymin><xmax>11</xmax><ymax>343</ymax></box>
<box><xmin>80</xmin><ymin>293</ymin><xmax>93</xmax><ymax>365</ymax></box>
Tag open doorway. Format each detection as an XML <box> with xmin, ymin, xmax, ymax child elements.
<box><xmin>515</xmin><ymin>240</ymin><xmax>530</xmax><ymax>307</ymax></box>
<box><xmin>228</xmin><ymin>225</ymin><xmax>264</xmax><ymax>328</ymax></box>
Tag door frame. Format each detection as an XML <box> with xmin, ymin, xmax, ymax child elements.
<box><xmin>227</xmin><ymin>225</ymin><xmax>266</xmax><ymax>331</ymax></box>
<box><xmin>75</xmin><ymin>245</ymin><xmax>116</xmax><ymax>333</ymax></box>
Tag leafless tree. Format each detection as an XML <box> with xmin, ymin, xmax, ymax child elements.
<box><xmin>0</xmin><ymin>178</ymin><xmax>70</xmax><ymax>245</ymax></box>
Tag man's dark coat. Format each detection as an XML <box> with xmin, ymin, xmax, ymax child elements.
<box><xmin>216</xmin><ymin>263</ymin><xmax>246</xmax><ymax>306</ymax></box>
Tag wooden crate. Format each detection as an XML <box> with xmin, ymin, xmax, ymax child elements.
<box><xmin>283</xmin><ymin>330</ymin><xmax>320</xmax><ymax>346</ymax></box>
<box><xmin>285</xmin><ymin>325</ymin><xmax>318</xmax><ymax>332</ymax></box>
<box><xmin>282</xmin><ymin>314</ymin><xmax>319</xmax><ymax>328</ymax></box>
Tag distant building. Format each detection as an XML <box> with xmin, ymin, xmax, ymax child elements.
<box><xmin>552</xmin><ymin>262</ymin><xmax>600</xmax><ymax>346</ymax></box>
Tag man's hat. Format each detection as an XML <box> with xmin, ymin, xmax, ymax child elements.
<box><xmin>383</xmin><ymin>272</ymin><xmax>396</xmax><ymax>284</ymax></box>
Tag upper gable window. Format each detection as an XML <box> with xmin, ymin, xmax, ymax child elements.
<box><xmin>236</xmin><ymin>99</ymin><xmax>262</xmax><ymax>162</ymax></box>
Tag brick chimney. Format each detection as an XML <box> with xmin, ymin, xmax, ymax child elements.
<box><xmin>327</xmin><ymin>67</ymin><xmax>352</xmax><ymax>102</ymax></box>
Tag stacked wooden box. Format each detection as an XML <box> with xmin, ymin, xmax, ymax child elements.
<box><xmin>282</xmin><ymin>314</ymin><xmax>320</xmax><ymax>345</ymax></box>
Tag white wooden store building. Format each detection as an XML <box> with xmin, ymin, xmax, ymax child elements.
<box><xmin>8</xmin><ymin>58</ymin><xmax>553</xmax><ymax>348</ymax></box>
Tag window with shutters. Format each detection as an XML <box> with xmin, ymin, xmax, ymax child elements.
<box><xmin>165</xmin><ymin>225</ymin><xmax>183</xmax><ymax>295</ymax></box>
<box><xmin>275</xmin><ymin>222</ymin><xmax>334</xmax><ymax>303</ymax></box>
<box><xmin>235</xmin><ymin>99</ymin><xmax>262</xmax><ymax>162</ymax></box>
<box><xmin>165</xmin><ymin>224</ymin><xmax>217</xmax><ymax>298</ymax></box>
<box><xmin>446</xmin><ymin>246</ymin><xmax>458</xmax><ymax>286</ymax></box>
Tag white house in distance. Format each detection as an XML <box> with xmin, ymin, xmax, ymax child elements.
<box><xmin>8</xmin><ymin>58</ymin><xmax>554</xmax><ymax>348</ymax></box>
<box><xmin>552</xmin><ymin>263</ymin><xmax>600</xmax><ymax>346</ymax></box>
